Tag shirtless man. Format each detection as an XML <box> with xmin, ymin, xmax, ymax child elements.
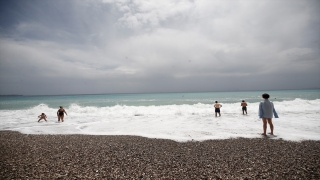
<box><xmin>259</xmin><ymin>93</ymin><xmax>279</xmax><ymax>135</ymax></box>
<box><xmin>38</xmin><ymin>113</ymin><xmax>47</xmax><ymax>122</ymax></box>
<box><xmin>241</xmin><ymin>100</ymin><xmax>247</xmax><ymax>115</ymax></box>
<box><xmin>57</xmin><ymin>106</ymin><xmax>67</xmax><ymax>122</ymax></box>
<box><xmin>214</xmin><ymin>101</ymin><xmax>222</xmax><ymax>117</ymax></box>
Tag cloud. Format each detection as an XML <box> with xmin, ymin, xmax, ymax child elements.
<box><xmin>115</xmin><ymin>0</ymin><xmax>194</xmax><ymax>29</ymax></box>
<box><xmin>0</xmin><ymin>0</ymin><xmax>319</xmax><ymax>95</ymax></box>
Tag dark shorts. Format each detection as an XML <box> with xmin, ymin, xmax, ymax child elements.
<box><xmin>59</xmin><ymin>112</ymin><xmax>64</xmax><ymax>116</ymax></box>
<box><xmin>215</xmin><ymin>108</ymin><xmax>220</xmax><ymax>112</ymax></box>
<box><xmin>242</xmin><ymin>107</ymin><xmax>247</xmax><ymax>111</ymax></box>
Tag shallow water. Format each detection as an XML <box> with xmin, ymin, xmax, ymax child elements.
<box><xmin>0</xmin><ymin>89</ymin><xmax>319</xmax><ymax>142</ymax></box>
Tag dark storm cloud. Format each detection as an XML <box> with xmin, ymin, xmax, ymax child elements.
<box><xmin>0</xmin><ymin>0</ymin><xmax>116</xmax><ymax>42</ymax></box>
<box><xmin>0</xmin><ymin>0</ymin><xmax>319</xmax><ymax>95</ymax></box>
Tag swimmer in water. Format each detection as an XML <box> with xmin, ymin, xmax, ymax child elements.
<box><xmin>57</xmin><ymin>106</ymin><xmax>67</xmax><ymax>122</ymax></box>
<box><xmin>38</xmin><ymin>113</ymin><xmax>47</xmax><ymax>122</ymax></box>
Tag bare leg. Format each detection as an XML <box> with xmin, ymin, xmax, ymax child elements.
<box><xmin>58</xmin><ymin>116</ymin><xmax>61</xmax><ymax>122</ymax></box>
<box><xmin>218</xmin><ymin>112</ymin><xmax>221</xmax><ymax>117</ymax></box>
<box><xmin>61</xmin><ymin>115</ymin><xmax>64</xmax><ymax>122</ymax></box>
<box><xmin>215</xmin><ymin>112</ymin><xmax>217</xmax><ymax>117</ymax></box>
<box><xmin>267</xmin><ymin>118</ymin><xmax>274</xmax><ymax>135</ymax></box>
<box><xmin>261</xmin><ymin>118</ymin><xmax>268</xmax><ymax>135</ymax></box>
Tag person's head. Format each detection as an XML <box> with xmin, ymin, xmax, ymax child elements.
<box><xmin>60</xmin><ymin>106</ymin><xmax>63</xmax><ymax>108</ymax></box>
<box><xmin>242</xmin><ymin>100</ymin><xmax>245</xmax><ymax>102</ymax></box>
<box><xmin>42</xmin><ymin>113</ymin><xmax>44</xmax><ymax>115</ymax></box>
<box><xmin>262</xmin><ymin>93</ymin><xmax>270</xmax><ymax>99</ymax></box>
<box><xmin>215</xmin><ymin>101</ymin><xmax>218</xmax><ymax>103</ymax></box>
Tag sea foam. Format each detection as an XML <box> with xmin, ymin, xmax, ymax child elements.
<box><xmin>0</xmin><ymin>99</ymin><xmax>319</xmax><ymax>142</ymax></box>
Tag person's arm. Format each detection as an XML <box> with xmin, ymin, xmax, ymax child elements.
<box><xmin>64</xmin><ymin>110</ymin><xmax>67</xmax><ymax>115</ymax></box>
<box><xmin>259</xmin><ymin>102</ymin><xmax>263</xmax><ymax>118</ymax></box>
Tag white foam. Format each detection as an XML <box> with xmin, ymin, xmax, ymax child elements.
<box><xmin>0</xmin><ymin>99</ymin><xmax>319</xmax><ymax>142</ymax></box>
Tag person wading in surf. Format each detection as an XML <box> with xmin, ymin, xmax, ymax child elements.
<box><xmin>259</xmin><ymin>93</ymin><xmax>279</xmax><ymax>135</ymax></box>
<box><xmin>38</xmin><ymin>113</ymin><xmax>47</xmax><ymax>122</ymax></box>
<box><xmin>57</xmin><ymin>106</ymin><xmax>67</xmax><ymax>122</ymax></box>
<box><xmin>241</xmin><ymin>100</ymin><xmax>248</xmax><ymax>115</ymax></box>
<box><xmin>214</xmin><ymin>101</ymin><xmax>222</xmax><ymax>117</ymax></box>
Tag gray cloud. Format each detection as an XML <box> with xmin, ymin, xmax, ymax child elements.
<box><xmin>0</xmin><ymin>0</ymin><xmax>319</xmax><ymax>95</ymax></box>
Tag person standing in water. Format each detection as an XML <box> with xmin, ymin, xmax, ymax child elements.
<box><xmin>259</xmin><ymin>93</ymin><xmax>279</xmax><ymax>135</ymax></box>
<box><xmin>57</xmin><ymin>106</ymin><xmax>67</xmax><ymax>122</ymax></box>
<box><xmin>38</xmin><ymin>113</ymin><xmax>47</xmax><ymax>122</ymax></box>
<box><xmin>214</xmin><ymin>101</ymin><xmax>222</xmax><ymax>117</ymax></box>
<box><xmin>241</xmin><ymin>100</ymin><xmax>248</xmax><ymax>115</ymax></box>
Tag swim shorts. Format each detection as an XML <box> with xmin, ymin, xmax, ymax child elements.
<box><xmin>242</xmin><ymin>107</ymin><xmax>247</xmax><ymax>111</ymax></box>
<box><xmin>215</xmin><ymin>108</ymin><xmax>220</xmax><ymax>112</ymax></box>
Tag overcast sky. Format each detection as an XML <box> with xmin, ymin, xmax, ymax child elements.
<box><xmin>0</xmin><ymin>0</ymin><xmax>319</xmax><ymax>95</ymax></box>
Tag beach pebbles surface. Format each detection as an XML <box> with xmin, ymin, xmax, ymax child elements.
<box><xmin>1</xmin><ymin>131</ymin><xmax>319</xmax><ymax>179</ymax></box>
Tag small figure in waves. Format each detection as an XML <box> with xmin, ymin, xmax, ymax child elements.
<box><xmin>38</xmin><ymin>113</ymin><xmax>47</xmax><ymax>122</ymax></box>
<box><xmin>214</xmin><ymin>101</ymin><xmax>222</xmax><ymax>117</ymax></box>
<box><xmin>57</xmin><ymin>106</ymin><xmax>67</xmax><ymax>122</ymax></box>
<box><xmin>241</xmin><ymin>100</ymin><xmax>248</xmax><ymax>115</ymax></box>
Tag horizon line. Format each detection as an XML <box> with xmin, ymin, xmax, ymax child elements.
<box><xmin>1</xmin><ymin>88</ymin><xmax>319</xmax><ymax>97</ymax></box>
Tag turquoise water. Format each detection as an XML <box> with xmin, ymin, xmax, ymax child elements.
<box><xmin>1</xmin><ymin>89</ymin><xmax>319</xmax><ymax>141</ymax></box>
<box><xmin>0</xmin><ymin>89</ymin><xmax>319</xmax><ymax>110</ymax></box>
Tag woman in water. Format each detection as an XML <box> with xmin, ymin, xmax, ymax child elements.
<box><xmin>57</xmin><ymin>106</ymin><xmax>67</xmax><ymax>122</ymax></box>
<box><xmin>259</xmin><ymin>93</ymin><xmax>279</xmax><ymax>135</ymax></box>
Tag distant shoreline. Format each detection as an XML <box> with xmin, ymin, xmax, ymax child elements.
<box><xmin>0</xmin><ymin>95</ymin><xmax>23</xmax><ymax>97</ymax></box>
<box><xmin>2</xmin><ymin>88</ymin><xmax>319</xmax><ymax>97</ymax></box>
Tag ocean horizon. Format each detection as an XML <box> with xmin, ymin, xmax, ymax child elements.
<box><xmin>2</xmin><ymin>87</ymin><xmax>319</xmax><ymax>96</ymax></box>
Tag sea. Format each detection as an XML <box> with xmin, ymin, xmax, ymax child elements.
<box><xmin>0</xmin><ymin>89</ymin><xmax>319</xmax><ymax>142</ymax></box>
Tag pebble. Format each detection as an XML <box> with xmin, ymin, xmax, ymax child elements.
<box><xmin>0</xmin><ymin>131</ymin><xmax>319</xmax><ymax>179</ymax></box>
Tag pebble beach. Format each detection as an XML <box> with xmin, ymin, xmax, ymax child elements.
<box><xmin>1</xmin><ymin>131</ymin><xmax>319</xmax><ymax>179</ymax></box>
